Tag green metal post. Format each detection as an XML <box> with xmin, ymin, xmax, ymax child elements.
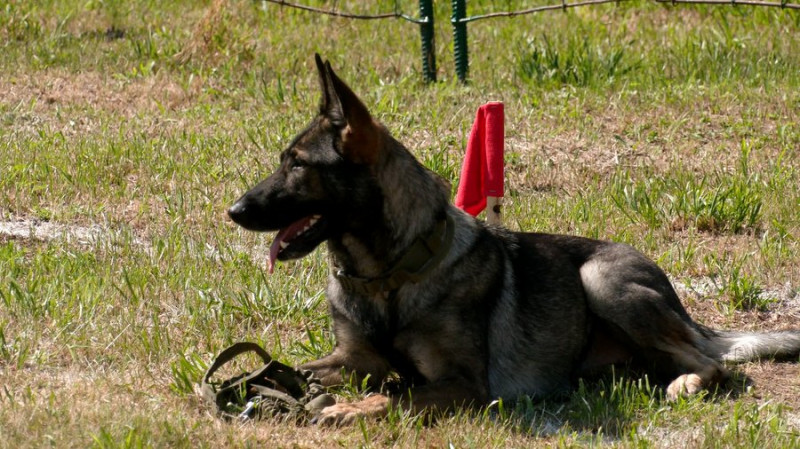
<box><xmin>419</xmin><ymin>0</ymin><xmax>436</xmax><ymax>82</ymax></box>
<box><xmin>452</xmin><ymin>0</ymin><xmax>468</xmax><ymax>83</ymax></box>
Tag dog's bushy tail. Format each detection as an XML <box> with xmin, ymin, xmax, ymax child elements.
<box><xmin>705</xmin><ymin>328</ymin><xmax>800</xmax><ymax>363</ymax></box>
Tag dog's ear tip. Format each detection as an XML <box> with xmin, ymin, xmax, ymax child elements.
<box><xmin>314</xmin><ymin>54</ymin><xmax>336</xmax><ymax>79</ymax></box>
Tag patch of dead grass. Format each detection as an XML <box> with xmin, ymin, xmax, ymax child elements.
<box><xmin>501</xmin><ymin>88</ymin><xmax>799</xmax><ymax>201</ymax></box>
<box><xmin>2</xmin><ymin>70</ymin><xmax>200</xmax><ymax>123</ymax></box>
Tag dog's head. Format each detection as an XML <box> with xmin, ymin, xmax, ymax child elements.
<box><xmin>228</xmin><ymin>54</ymin><xmax>384</xmax><ymax>272</ymax></box>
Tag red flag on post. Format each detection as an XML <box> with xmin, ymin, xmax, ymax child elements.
<box><xmin>455</xmin><ymin>102</ymin><xmax>504</xmax><ymax>224</ymax></box>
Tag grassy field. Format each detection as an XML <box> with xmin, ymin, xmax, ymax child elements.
<box><xmin>1</xmin><ymin>0</ymin><xmax>799</xmax><ymax>447</ymax></box>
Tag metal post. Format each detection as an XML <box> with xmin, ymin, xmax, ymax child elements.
<box><xmin>452</xmin><ymin>0</ymin><xmax>469</xmax><ymax>83</ymax></box>
<box><xmin>419</xmin><ymin>0</ymin><xmax>436</xmax><ymax>82</ymax></box>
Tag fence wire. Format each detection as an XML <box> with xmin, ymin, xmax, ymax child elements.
<box><xmin>263</xmin><ymin>0</ymin><xmax>427</xmax><ymax>23</ymax></box>
<box><xmin>655</xmin><ymin>0</ymin><xmax>799</xmax><ymax>8</ymax></box>
<box><xmin>262</xmin><ymin>0</ymin><xmax>800</xmax><ymax>82</ymax></box>
<box><xmin>460</xmin><ymin>0</ymin><xmax>798</xmax><ymax>22</ymax></box>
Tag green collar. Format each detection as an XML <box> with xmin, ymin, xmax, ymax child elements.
<box><xmin>334</xmin><ymin>214</ymin><xmax>455</xmax><ymax>296</ymax></box>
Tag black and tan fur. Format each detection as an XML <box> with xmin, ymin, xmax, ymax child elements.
<box><xmin>228</xmin><ymin>55</ymin><xmax>800</xmax><ymax>425</ymax></box>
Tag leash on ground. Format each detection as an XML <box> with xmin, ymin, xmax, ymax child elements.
<box><xmin>199</xmin><ymin>342</ymin><xmax>335</xmax><ymax>423</ymax></box>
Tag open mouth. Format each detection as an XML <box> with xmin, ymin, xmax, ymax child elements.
<box><xmin>268</xmin><ymin>214</ymin><xmax>323</xmax><ymax>273</ymax></box>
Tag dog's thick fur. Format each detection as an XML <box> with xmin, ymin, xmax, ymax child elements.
<box><xmin>228</xmin><ymin>55</ymin><xmax>800</xmax><ymax>425</ymax></box>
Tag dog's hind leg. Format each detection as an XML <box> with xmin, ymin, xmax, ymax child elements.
<box><xmin>580</xmin><ymin>245</ymin><xmax>729</xmax><ymax>400</ymax></box>
<box><xmin>660</xmin><ymin>343</ymin><xmax>729</xmax><ymax>399</ymax></box>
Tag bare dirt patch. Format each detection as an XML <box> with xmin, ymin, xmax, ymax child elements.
<box><xmin>0</xmin><ymin>217</ymin><xmax>106</xmax><ymax>245</ymax></box>
<box><xmin>740</xmin><ymin>361</ymin><xmax>800</xmax><ymax>409</ymax></box>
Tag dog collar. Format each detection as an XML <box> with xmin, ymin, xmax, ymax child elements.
<box><xmin>335</xmin><ymin>214</ymin><xmax>455</xmax><ymax>296</ymax></box>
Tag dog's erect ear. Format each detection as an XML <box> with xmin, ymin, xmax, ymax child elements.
<box><xmin>314</xmin><ymin>54</ymin><xmax>381</xmax><ymax>165</ymax></box>
<box><xmin>315</xmin><ymin>53</ymin><xmax>345</xmax><ymax>126</ymax></box>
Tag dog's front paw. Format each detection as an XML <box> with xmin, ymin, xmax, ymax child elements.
<box><xmin>314</xmin><ymin>394</ymin><xmax>390</xmax><ymax>426</ymax></box>
<box><xmin>315</xmin><ymin>403</ymin><xmax>366</xmax><ymax>426</ymax></box>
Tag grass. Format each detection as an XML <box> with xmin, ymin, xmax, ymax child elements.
<box><xmin>610</xmin><ymin>143</ymin><xmax>763</xmax><ymax>235</ymax></box>
<box><xmin>1</xmin><ymin>0</ymin><xmax>799</xmax><ymax>447</ymax></box>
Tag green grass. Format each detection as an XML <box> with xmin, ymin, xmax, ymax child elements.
<box><xmin>610</xmin><ymin>143</ymin><xmax>763</xmax><ymax>235</ymax></box>
<box><xmin>1</xmin><ymin>0</ymin><xmax>800</xmax><ymax>447</ymax></box>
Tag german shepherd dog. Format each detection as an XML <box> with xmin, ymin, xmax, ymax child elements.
<box><xmin>228</xmin><ymin>55</ymin><xmax>800</xmax><ymax>425</ymax></box>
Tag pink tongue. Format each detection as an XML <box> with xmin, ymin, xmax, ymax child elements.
<box><xmin>267</xmin><ymin>216</ymin><xmax>313</xmax><ymax>273</ymax></box>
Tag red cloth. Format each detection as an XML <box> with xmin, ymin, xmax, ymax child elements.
<box><xmin>455</xmin><ymin>102</ymin><xmax>504</xmax><ymax>217</ymax></box>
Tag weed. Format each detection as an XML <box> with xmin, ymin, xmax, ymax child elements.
<box><xmin>518</xmin><ymin>34</ymin><xmax>638</xmax><ymax>88</ymax></box>
<box><xmin>611</xmin><ymin>150</ymin><xmax>763</xmax><ymax>235</ymax></box>
<box><xmin>703</xmin><ymin>252</ymin><xmax>775</xmax><ymax>313</ymax></box>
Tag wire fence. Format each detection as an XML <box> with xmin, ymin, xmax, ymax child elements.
<box><xmin>264</xmin><ymin>0</ymin><xmax>425</xmax><ymax>21</ymax></box>
<box><xmin>263</xmin><ymin>0</ymin><xmax>799</xmax><ymax>83</ymax></box>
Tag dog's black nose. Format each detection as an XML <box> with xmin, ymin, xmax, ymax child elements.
<box><xmin>227</xmin><ymin>201</ymin><xmax>246</xmax><ymax>222</ymax></box>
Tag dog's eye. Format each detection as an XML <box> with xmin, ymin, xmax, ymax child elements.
<box><xmin>290</xmin><ymin>160</ymin><xmax>305</xmax><ymax>171</ymax></box>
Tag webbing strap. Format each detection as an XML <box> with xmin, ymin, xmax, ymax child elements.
<box><xmin>199</xmin><ymin>342</ymin><xmax>334</xmax><ymax>422</ymax></box>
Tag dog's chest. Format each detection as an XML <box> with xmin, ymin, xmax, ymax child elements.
<box><xmin>333</xmin><ymin>291</ymin><xmax>424</xmax><ymax>380</ymax></box>
<box><xmin>335</xmin><ymin>292</ymin><xmax>395</xmax><ymax>342</ymax></box>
